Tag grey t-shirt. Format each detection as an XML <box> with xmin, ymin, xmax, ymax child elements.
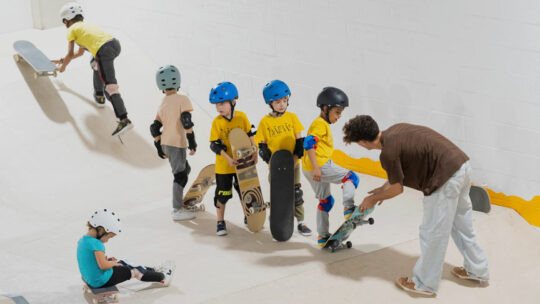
<box><xmin>379</xmin><ymin>123</ymin><xmax>469</xmax><ymax>195</ymax></box>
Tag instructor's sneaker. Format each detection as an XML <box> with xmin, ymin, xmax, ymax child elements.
<box><xmin>344</xmin><ymin>206</ymin><xmax>356</xmax><ymax>220</ymax></box>
<box><xmin>93</xmin><ymin>92</ymin><xmax>106</xmax><ymax>108</ymax></box>
<box><xmin>171</xmin><ymin>208</ymin><xmax>195</xmax><ymax>221</ymax></box>
<box><xmin>297</xmin><ymin>223</ymin><xmax>312</xmax><ymax>236</ymax></box>
<box><xmin>395</xmin><ymin>277</ymin><xmax>435</xmax><ymax>296</ymax></box>
<box><xmin>216</xmin><ymin>221</ymin><xmax>227</xmax><ymax>236</ymax></box>
<box><xmin>317</xmin><ymin>235</ymin><xmax>329</xmax><ymax>247</ymax></box>
<box><xmin>451</xmin><ymin>267</ymin><xmax>488</xmax><ymax>283</ymax></box>
<box><xmin>111</xmin><ymin>118</ymin><xmax>133</xmax><ymax>136</ymax></box>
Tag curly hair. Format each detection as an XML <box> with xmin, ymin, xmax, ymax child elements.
<box><xmin>342</xmin><ymin>115</ymin><xmax>379</xmax><ymax>144</ymax></box>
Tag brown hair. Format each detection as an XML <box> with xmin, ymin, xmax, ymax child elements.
<box><xmin>342</xmin><ymin>115</ymin><xmax>379</xmax><ymax>144</ymax></box>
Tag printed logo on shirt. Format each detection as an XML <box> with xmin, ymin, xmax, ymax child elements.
<box><xmin>267</xmin><ymin>123</ymin><xmax>292</xmax><ymax>138</ymax></box>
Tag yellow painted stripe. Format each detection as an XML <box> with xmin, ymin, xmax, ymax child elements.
<box><xmin>331</xmin><ymin>149</ymin><xmax>540</xmax><ymax>227</ymax></box>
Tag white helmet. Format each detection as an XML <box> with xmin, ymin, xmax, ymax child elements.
<box><xmin>59</xmin><ymin>2</ymin><xmax>83</xmax><ymax>21</ymax></box>
<box><xmin>89</xmin><ymin>209</ymin><xmax>122</xmax><ymax>235</ymax></box>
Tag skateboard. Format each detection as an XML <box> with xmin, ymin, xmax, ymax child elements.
<box><xmin>269</xmin><ymin>150</ymin><xmax>295</xmax><ymax>241</ymax></box>
<box><xmin>324</xmin><ymin>206</ymin><xmax>375</xmax><ymax>252</ymax></box>
<box><xmin>228</xmin><ymin>128</ymin><xmax>267</xmax><ymax>232</ymax></box>
<box><xmin>183</xmin><ymin>164</ymin><xmax>215</xmax><ymax>212</ymax></box>
<box><xmin>83</xmin><ymin>283</ymin><xmax>119</xmax><ymax>304</ymax></box>
<box><xmin>470</xmin><ymin>185</ymin><xmax>491</xmax><ymax>213</ymax></box>
<box><xmin>13</xmin><ymin>40</ymin><xmax>57</xmax><ymax>79</ymax></box>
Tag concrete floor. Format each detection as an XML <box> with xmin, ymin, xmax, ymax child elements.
<box><xmin>0</xmin><ymin>28</ymin><xmax>539</xmax><ymax>304</ymax></box>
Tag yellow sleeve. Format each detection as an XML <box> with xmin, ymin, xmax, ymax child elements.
<box><xmin>291</xmin><ymin>113</ymin><xmax>304</xmax><ymax>135</ymax></box>
<box><xmin>66</xmin><ymin>27</ymin><xmax>75</xmax><ymax>42</ymax></box>
<box><xmin>308</xmin><ymin>120</ymin><xmax>326</xmax><ymax>139</ymax></box>
<box><xmin>242</xmin><ymin>113</ymin><xmax>252</xmax><ymax>134</ymax></box>
<box><xmin>209</xmin><ymin>119</ymin><xmax>219</xmax><ymax>142</ymax></box>
<box><xmin>255</xmin><ymin>118</ymin><xmax>267</xmax><ymax>144</ymax></box>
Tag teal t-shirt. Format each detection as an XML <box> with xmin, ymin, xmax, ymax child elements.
<box><xmin>77</xmin><ymin>235</ymin><xmax>113</xmax><ymax>288</ymax></box>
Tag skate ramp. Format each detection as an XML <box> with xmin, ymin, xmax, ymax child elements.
<box><xmin>0</xmin><ymin>28</ymin><xmax>539</xmax><ymax>304</ymax></box>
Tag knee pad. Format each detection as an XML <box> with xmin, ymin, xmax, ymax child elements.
<box><xmin>294</xmin><ymin>184</ymin><xmax>304</xmax><ymax>207</ymax></box>
<box><xmin>130</xmin><ymin>269</ymin><xmax>143</xmax><ymax>280</ymax></box>
<box><xmin>173</xmin><ymin>162</ymin><xmax>191</xmax><ymax>188</ymax></box>
<box><xmin>342</xmin><ymin>171</ymin><xmax>359</xmax><ymax>188</ymax></box>
<box><xmin>105</xmin><ymin>84</ymin><xmax>120</xmax><ymax>96</ymax></box>
<box><xmin>318</xmin><ymin>195</ymin><xmax>335</xmax><ymax>212</ymax></box>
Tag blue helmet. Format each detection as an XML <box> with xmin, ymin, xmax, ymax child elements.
<box><xmin>209</xmin><ymin>82</ymin><xmax>238</xmax><ymax>104</ymax></box>
<box><xmin>156</xmin><ymin>65</ymin><xmax>181</xmax><ymax>90</ymax></box>
<box><xmin>263</xmin><ymin>80</ymin><xmax>290</xmax><ymax>104</ymax></box>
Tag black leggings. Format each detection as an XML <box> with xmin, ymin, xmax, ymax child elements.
<box><xmin>101</xmin><ymin>266</ymin><xmax>164</xmax><ymax>288</ymax></box>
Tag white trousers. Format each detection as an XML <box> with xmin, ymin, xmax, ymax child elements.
<box><xmin>413</xmin><ymin>161</ymin><xmax>489</xmax><ymax>292</ymax></box>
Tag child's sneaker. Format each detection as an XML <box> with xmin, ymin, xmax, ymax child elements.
<box><xmin>171</xmin><ymin>208</ymin><xmax>195</xmax><ymax>221</ymax></box>
<box><xmin>317</xmin><ymin>235</ymin><xmax>329</xmax><ymax>247</ymax></box>
<box><xmin>93</xmin><ymin>92</ymin><xmax>106</xmax><ymax>108</ymax></box>
<box><xmin>159</xmin><ymin>260</ymin><xmax>176</xmax><ymax>287</ymax></box>
<box><xmin>297</xmin><ymin>223</ymin><xmax>312</xmax><ymax>236</ymax></box>
<box><xmin>216</xmin><ymin>220</ymin><xmax>227</xmax><ymax>236</ymax></box>
<box><xmin>344</xmin><ymin>206</ymin><xmax>356</xmax><ymax>220</ymax></box>
<box><xmin>111</xmin><ymin>118</ymin><xmax>133</xmax><ymax>136</ymax></box>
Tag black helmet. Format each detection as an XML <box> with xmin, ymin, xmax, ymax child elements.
<box><xmin>316</xmin><ymin>87</ymin><xmax>349</xmax><ymax>108</ymax></box>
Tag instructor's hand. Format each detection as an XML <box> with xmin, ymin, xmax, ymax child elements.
<box><xmin>360</xmin><ymin>196</ymin><xmax>379</xmax><ymax>213</ymax></box>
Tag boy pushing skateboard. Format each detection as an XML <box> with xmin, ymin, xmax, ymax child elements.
<box><xmin>54</xmin><ymin>2</ymin><xmax>132</xmax><ymax>136</ymax></box>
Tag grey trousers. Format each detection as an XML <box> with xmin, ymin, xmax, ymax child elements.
<box><xmin>162</xmin><ymin>145</ymin><xmax>188</xmax><ymax>209</ymax></box>
<box><xmin>303</xmin><ymin>160</ymin><xmax>356</xmax><ymax>237</ymax></box>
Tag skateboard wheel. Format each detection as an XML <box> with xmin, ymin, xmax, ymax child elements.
<box><xmin>346</xmin><ymin>241</ymin><xmax>352</xmax><ymax>248</ymax></box>
<box><xmin>33</xmin><ymin>72</ymin><xmax>38</xmax><ymax>79</ymax></box>
<box><xmin>330</xmin><ymin>247</ymin><xmax>335</xmax><ymax>253</ymax></box>
<box><xmin>368</xmin><ymin>218</ymin><xmax>374</xmax><ymax>225</ymax></box>
<box><xmin>248</xmin><ymin>207</ymin><xmax>255</xmax><ymax>214</ymax></box>
<box><xmin>13</xmin><ymin>54</ymin><xmax>20</xmax><ymax>62</ymax></box>
<box><xmin>352</xmin><ymin>222</ymin><xmax>357</xmax><ymax>229</ymax></box>
<box><xmin>53</xmin><ymin>71</ymin><xmax>57</xmax><ymax>77</ymax></box>
<box><xmin>92</xmin><ymin>299</ymin><xmax>98</xmax><ymax>304</ymax></box>
<box><xmin>199</xmin><ymin>204</ymin><xmax>205</xmax><ymax>212</ymax></box>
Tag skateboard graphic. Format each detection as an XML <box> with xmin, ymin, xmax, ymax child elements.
<box><xmin>269</xmin><ymin>150</ymin><xmax>295</xmax><ymax>241</ymax></box>
<box><xmin>229</xmin><ymin>128</ymin><xmax>267</xmax><ymax>232</ymax></box>
<box><xmin>324</xmin><ymin>206</ymin><xmax>375</xmax><ymax>252</ymax></box>
<box><xmin>470</xmin><ymin>185</ymin><xmax>491</xmax><ymax>213</ymax></box>
<box><xmin>13</xmin><ymin>40</ymin><xmax>57</xmax><ymax>79</ymax></box>
<box><xmin>83</xmin><ymin>283</ymin><xmax>119</xmax><ymax>304</ymax></box>
<box><xmin>183</xmin><ymin>164</ymin><xmax>216</xmax><ymax>212</ymax></box>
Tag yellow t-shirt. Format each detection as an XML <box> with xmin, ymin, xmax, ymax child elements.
<box><xmin>302</xmin><ymin>117</ymin><xmax>333</xmax><ymax>172</ymax></box>
<box><xmin>255</xmin><ymin>112</ymin><xmax>304</xmax><ymax>164</ymax></box>
<box><xmin>209</xmin><ymin>111</ymin><xmax>252</xmax><ymax>174</ymax></box>
<box><xmin>156</xmin><ymin>93</ymin><xmax>193</xmax><ymax>148</ymax></box>
<box><xmin>66</xmin><ymin>22</ymin><xmax>114</xmax><ymax>57</ymax></box>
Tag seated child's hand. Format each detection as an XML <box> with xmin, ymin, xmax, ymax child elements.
<box><xmin>227</xmin><ymin>156</ymin><xmax>239</xmax><ymax>167</ymax></box>
<box><xmin>312</xmin><ymin>167</ymin><xmax>322</xmax><ymax>182</ymax></box>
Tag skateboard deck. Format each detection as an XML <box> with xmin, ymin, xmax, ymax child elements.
<box><xmin>13</xmin><ymin>40</ymin><xmax>57</xmax><ymax>79</ymax></box>
<box><xmin>83</xmin><ymin>283</ymin><xmax>119</xmax><ymax>304</ymax></box>
<box><xmin>269</xmin><ymin>150</ymin><xmax>295</xmax><ymax>241</ymax></box>
<box><xmin>470</xmin><ymin>185</ymin><xmax>491</xmax><ymax>213</ymax></box>
<box><xmin>183</xmin><ymin>164</ymin><xmax>215</xmax><ymax>212</ymax></box>
<box><xmin>324</xmin><ymin>206</ymin><xmax>375</xmax><ymax>252</ymax></box>
<box><xmin>229</xmin><ymin>128</ymin><xmax>266</xmax><ymax>232</ymax></box>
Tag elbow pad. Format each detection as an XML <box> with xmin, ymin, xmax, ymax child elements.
<box><xmin>247</xmin><ymin>124</ymin><xmax>257</xmax><ymax>137</ymax></box>
<box><xmin>180</xmin><ymin>111</ymin><xmax>194</xmax><ymax>130</ymax></box>
<box><xmin>258</xmin><ymin>142</ymin><xmax>272</xmax><ymax>164</ymax></box>
<box><xmin>303</xmin><ymin>135</ymin><xmax>318</xmax><ymax>150</ymax></box>
<box><xmin>150</xmin><ymin>120</ymin><xmax>163</xmax><ymax>138</ymax></box>
<box><xmin>210</xmin><ymin>140</ymin><xmax>226</xmax><ymax>155</ymax></box>
<box><xmin>294</xmin><ymin>137</ymin><xmax>305</xmax><ymax>158</ymax></box>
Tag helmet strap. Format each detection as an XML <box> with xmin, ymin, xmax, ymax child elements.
<box><xmin>222</xmin><ymin>100</ymin><xmax>235</xmax><ymax>122</ymax></box>
<box><xmin>321</xmin><ymin>105</ymin><xmax>333</xmax><ymax>124</ymax></box>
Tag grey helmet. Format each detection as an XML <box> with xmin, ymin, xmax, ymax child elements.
<box><xmin>156</xmin><ymin>65</ymin><xmax>181</xmax><ymax>91</ymax></box>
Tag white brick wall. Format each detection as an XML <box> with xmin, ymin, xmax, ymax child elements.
<box><xmin>81</xmin><ymin>0</ymin><xmax>540</xmax><ymax>199</ymax></box>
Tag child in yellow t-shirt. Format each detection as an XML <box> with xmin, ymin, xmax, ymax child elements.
<box><xmin>302</xmin><ymin>87</ymin><xmax>360</xmax><ymax>246</ymax></box>
<box><xmin>208</xmin><ymin>82</ymin><xmax>257</xmax><ymax>236</ymax></box>
<box><xmin>54</xmin><ymin>2</ymin><xmax>132</xmax><ymax>136</ymax></box>
<box><xmin>150</xmin><ymin>65</ymin><xmax>197</xmax><ymax>221</ymax></box>
<box><xmin>256</xmin><ymin>80</ymin><xmax>312</xmax><ymax>236</ymax></box>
